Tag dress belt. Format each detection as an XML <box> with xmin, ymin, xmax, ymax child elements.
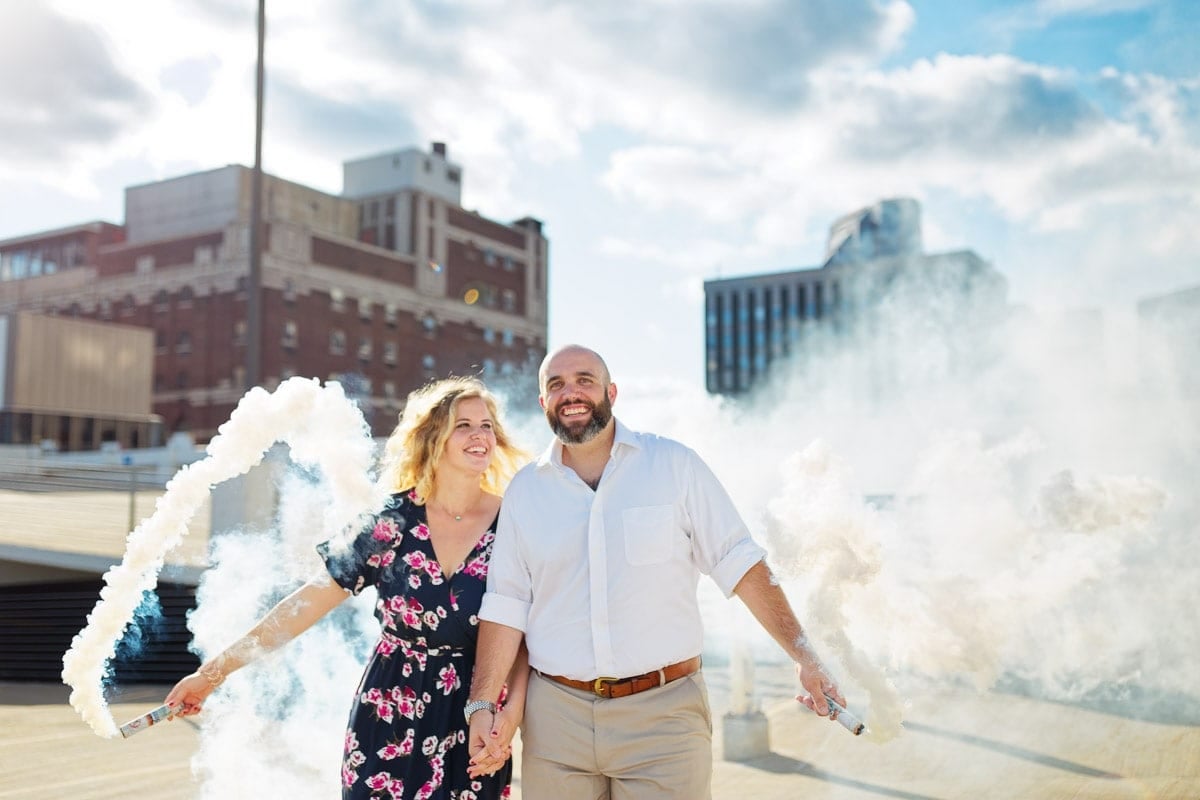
<box><xmin>540</xmin><ymin>656</ymin><xmax>703</xmax><ymax>699</ymax></box>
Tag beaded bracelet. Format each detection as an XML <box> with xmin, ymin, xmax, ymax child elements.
<box><xmin>199</xmin><ymin>662</ymin><xmax>225</xmax><ymax>688</ymax></box>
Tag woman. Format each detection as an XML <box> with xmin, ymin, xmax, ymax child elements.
<box><xmin>166</xmin><ymin>376</ymin><xmax>529</xmax><ymax>799</ymax></box>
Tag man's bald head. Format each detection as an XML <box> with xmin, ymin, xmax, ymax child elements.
<box><xmin>538</xmin><ymin>344</ymin><xmax>611</xmax><ymax>394</ymax></box>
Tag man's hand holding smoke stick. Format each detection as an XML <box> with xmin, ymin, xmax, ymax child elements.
<box><xmin>794</xmin><ymin>636</ymin><xmax>867</xmax><ymax>737</ymax></box>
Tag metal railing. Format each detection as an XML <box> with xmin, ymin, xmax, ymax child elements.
<box><xmin>0</xmin><ymin>460</ymin><xmax>168</xmax><ymax>535</ymax></box>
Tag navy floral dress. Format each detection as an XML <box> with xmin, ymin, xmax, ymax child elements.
<box><xmin>318</xmin><ymin>491</ymin><xmax>511</xmax><ymax>800</ymax></box>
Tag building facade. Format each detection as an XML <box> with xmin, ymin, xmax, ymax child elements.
<box><xmin>0</xmin><ymin>143</ymin><xmax>549</xmax><ymax>440</ymax></box>
<box><xmin>703</xmin><ymin>198</ymin><xmax>1007</xmax><ymax>395</ymax></box>
<box><xmin>0</xmin><ymin>311</ymin><xmax>160</xmax><ymax>450</ymax></box>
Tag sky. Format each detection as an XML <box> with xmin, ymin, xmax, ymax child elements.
<box><xmin>0</xmin><ymin>0</ymin><xmax>1197</xmax><ymax>386</ymax></box>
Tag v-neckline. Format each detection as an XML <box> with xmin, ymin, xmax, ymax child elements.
<box><xmin>423</xmin><ymin>508</ymin><xmax>499</xmax><ymax>582</ymax></box>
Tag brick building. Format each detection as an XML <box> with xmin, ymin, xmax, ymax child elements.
<box><xmin>0</xmin><ymin>143</ymin><xmax>549</xmax><ymax>440</ymax></box>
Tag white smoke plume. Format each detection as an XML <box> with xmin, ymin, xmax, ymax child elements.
<box><xmin>609</xmin><ymin>301</ymin><xmax>1196</xmax><ymax>739</ymax></box>
<box><xmin>61</xmin><ymin>377</ymin><xmax>384</xmax><ymax>738</ymax></box>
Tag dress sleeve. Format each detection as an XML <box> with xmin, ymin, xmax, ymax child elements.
<box><xmin>317</xmin><ymin>493</ymin><xmax>412</xmax><ymax>595</ymax></box>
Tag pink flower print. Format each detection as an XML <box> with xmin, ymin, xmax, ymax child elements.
<box><xmin>463</xmin><ymin>556</ymin><xmax>488</xmax><ymax>579</ymax></box>
<box><xmin>437</xmin><ymin>664</ymin><xmax>460</xmax><ymax>695</ymax></box>
<box><xmin>403</xmin><ymin>550</ymin><xmax>427</xmax><ymax>570</ymax></box>
<box><xmin>415</xmin><ymin>782</ymin><xmax>435</xmax><ymax>800</ymax></box>
<box><xmin>502</xmin><ymin>786</ymin><xmax>512</xmax><ymax>798</ymax></box>
<box><xmin>469</xmin><ymin>614</ymin><xmax>479</xmax><ymax>626</ymax></box>
<box><xmin>387</xmin><ymin>778</ymin><xmax>405</xmax><ymax>800</ymax></box>
<box><xmin>377</xmin><ymin>701</ymin><xmax>395</xmax><ymax>723</ymax></box>
<box><xmin>366</xmin><ymin>550</ymin><xmax>395</xmax><ymax>568</ymax></box>
<box><xmin>397</xmin><ymin>686</ymin><xmax>417</xmax><ymax>719</ymax></box>
<box><xmin>415</xmin><ymin>699</ymin><xmax>426</xmax><ymax>717</ymax></box>
<box><xmin>423</xmin><ymin>558</ymin><xmax>443</xmax><ymax>580</ymax></box>
<box><xmin>436</xmin><ymin>606</ymin><xmax>447</xmax><ymax>618</ymax></box>
<box><xmin>377</xmin><ymin>742</ymin><xmax>404</xmax><ymax>760</ymax></box>
<box><xmin>401</xmin><ymin>662</ymin><xmax>413</xmax><ymax>677</ymax></box>
<box><xmin>422</xmin><ymin>691</ymin><xmax>432</xmax><ymax>703</ymax></box>
<box><xmin>372</xmin><ymin>518</ymin><xmax>400</xmax><ymax>541</ymax></box>
<box><xmin>363</xmin><ymin>688</ymin><xmax>384</xmax><ymax>705</ymax></box>
<box><xmin>387</xmin><ymin>595</ymin><xmax>407</xmax><ymax>613</ymax></box>
<box><xmin>448</xmin><ymin>589</ymin><xmax>460</xmax><ymax>611</ymax></box>
<box><xmin>376</xmin><ymin>635</ymin><xmax>398</xmax><ymax>657</ymax></box>
<box><xmin>341</xmin><ymin>764</ymin><xmax>358</xmax><ymax>788</ymax></box>
<box><xmin>347</xmin><ymin>750</ymin><xmax>366</xmax><ymax>768</ymax></box>
<box><xmin>463</xmin><ymin>790</ymin><xmax>479</xmax><ymax>800</ymax></box>
<box><xmin>408</xmin><ymin>573</ymin><xmax>422</xmax><ymax>590</ymax></box>
<box><xmin>422</xmin><ymin>610</ymin><xmax>440</xmax><ymax>630</ymax></box>
<box><xmin>411</xmin><ymin>522</ymin><xmax>431</xmax><ymax>540</ymax></box>
<box><xmin>399</xmin><ymin>728</ymin><xmax>415</xmax><ymax>756</ymax></box>
<box><xmin>401</xmin><ymin>606</ymin><xmax>422</xmax><ymax>629</ymax></box>
<box><xmin>344</xmin><ymin>730</ymin><xmax>359</xmax><ymax>754</ymax></box>
<box><xmin>365</xmin><ymin>772</ymin><xmax>390</xmax><ymax>791</ymax></box>
<box><xmin>422</xmin><ymin>735</ymin><xmax>438</xmax><ymax>756</ymax></box>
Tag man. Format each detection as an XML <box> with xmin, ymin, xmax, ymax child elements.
<box><xmin>467</xmin><ymin>344</ymin><xmax>844</xmax><ymax>798</ymax></box>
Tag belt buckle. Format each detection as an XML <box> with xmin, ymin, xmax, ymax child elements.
<box><xmin>592</xmin><ymin>676</ymin><xmax>619</xmax><ymax>697</ymax></box>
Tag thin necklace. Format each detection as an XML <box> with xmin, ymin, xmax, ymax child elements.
<box><xmin>435</xmin><ymin>497</ymin><xmax>479</xmax><ymax>522</ymax></box>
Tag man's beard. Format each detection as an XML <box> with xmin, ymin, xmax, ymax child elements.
<box><xmin>547</xmin><ymin>393</ymin><xmax>613</xmax><ymax>444</ymax></box>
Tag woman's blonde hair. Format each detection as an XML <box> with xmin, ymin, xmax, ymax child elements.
<box><xmin>380</xmin><ymin>376</ymin><xmax>526</xmax><ymax>502</ymax></box>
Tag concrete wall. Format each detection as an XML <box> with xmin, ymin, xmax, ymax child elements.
<box><xmin>343</xmin><ymin>147</ymin><xmax>463</xmax><ymax>204</ymax></box>
<box><xmin>126</xmin><ymin>167</ymin><xmax>358</xmax><ymax>245</ymax></box>
<box><xmin>126</xmin><ymin>166</ymin><xmax>242</xmax><ymax>244</ymax></box>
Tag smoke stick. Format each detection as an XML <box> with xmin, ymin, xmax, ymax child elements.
<box><xmin>119</xmin><ymin>703</ymin><xmax>178</xmax><ymax>738</ymax></box>
<box><xmin>824</xmin><ymin>693</ymin><xmax>866</xmax><ymax>736</ymax></box>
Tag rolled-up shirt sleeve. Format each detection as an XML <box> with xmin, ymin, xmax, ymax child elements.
<box><xmin>684</xmin><ymin>449</ymin><xmax>767</xmax><ymax>597</ymax></box>
<box><xmin>479</xmin><ymin>490</ymin><xmax>533</xmax><ymax>631</ymax></box>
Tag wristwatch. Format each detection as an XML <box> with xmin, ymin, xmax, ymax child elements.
<box><xmin>463</xmin><ymin>699</ymin><xmax>497</xmax><ymax>725</ymax></box>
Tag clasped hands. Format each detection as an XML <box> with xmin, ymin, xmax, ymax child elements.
<box><xmin>467</xmin><ymin>705</ymin><xmax>520</xmax><ymax>779</ymax></box>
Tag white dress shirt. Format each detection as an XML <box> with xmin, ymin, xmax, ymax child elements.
<box><xmin>479</xmin><ymin>419</ymin><xmax>766</xmax><ymax>680</ymax></box>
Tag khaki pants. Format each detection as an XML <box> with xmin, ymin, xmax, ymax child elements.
<box><xmin>521</xmin><ymin>669</ymin><xmax>713</xmax><ymax>800</ymax></box>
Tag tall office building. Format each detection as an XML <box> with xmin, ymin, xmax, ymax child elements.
<box><xmin>703</xmin><ymin>198</ymin><xmax>1007</xmax><ymax>395</ymax></box>
<box><xmin>0</xmin><ymin>143</ymin><xmax>549</xmax><ymax>441</ymax></box>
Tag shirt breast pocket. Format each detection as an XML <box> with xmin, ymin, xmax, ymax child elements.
<box><xmin>622</xmin><ymin>504</ymin><xmax>677</xmax><ymax>566</ymax></box>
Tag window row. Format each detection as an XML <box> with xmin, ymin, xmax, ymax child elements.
<box><xmin>326</xmin><ymin>288</ymin><xmax>404</xmax><ymax>324</ymax></box>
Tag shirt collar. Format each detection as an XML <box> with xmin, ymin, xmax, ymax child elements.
<box><xmin>535</xmin><ymin>417</ymin><xmax>641</xmax><ymax>471</ymax></box>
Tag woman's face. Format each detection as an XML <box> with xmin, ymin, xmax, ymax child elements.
<box><xmin>440</xmin><ymin>396</ymin><xmax>496</xmax><ymax>474</ymax></box>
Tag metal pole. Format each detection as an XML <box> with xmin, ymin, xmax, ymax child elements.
<box><xmin>246</xmin><ymin>0</ymin><xmax>266</xmax><ymax>390</ymax></box>
<box><xmin>127</xmin><ymin>465</ymin><xmax>136</xmax><ymax>533</ymax></box>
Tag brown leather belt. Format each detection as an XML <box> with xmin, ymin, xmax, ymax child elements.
<box><xmin>540</xmin><ymin>656</ymin><xmax>702</xmax><ymax>699</ymax></box>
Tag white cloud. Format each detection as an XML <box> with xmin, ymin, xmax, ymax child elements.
<box><xmin>1033</xmin><ymin>0</ymin><xmax>1156</xmax><ymax>19</ymax></box>
<box><xmin>2</xmin><ymin>0</ymin><xmax>1196</xmax><ymax>376</ymax></box>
